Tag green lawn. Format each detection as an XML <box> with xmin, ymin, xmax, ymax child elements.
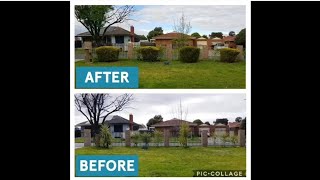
<box><xmin>75</xmin><ymin>146</ymin><xmax>246</xmax><ymax>177</ymax></box>
<box><xmin>75</xmin><ymin>59</ymin><xmax>246</xmax><ymax>89</ymax></box>
<box><xmin>75</xmin><ymin>137</ymin><xmax>84</xmax><ymax>143</ymax></box>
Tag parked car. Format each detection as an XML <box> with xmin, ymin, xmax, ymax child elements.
<box><xmin>214</xmin><ymin>43</ymin><xmax>227</xmax><ymax>50</ymax></box>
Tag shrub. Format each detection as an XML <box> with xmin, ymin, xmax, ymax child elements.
<box><xmin>179</xmin><ymin>122</ymin><xmax>190</xmax><ymax>148</ymax></box>
<box><xmin>139</xmin><ymin>46</ymin><xmax>160</xmax><ymax>62</ymax></box>
<box><xmin>99</xmin><ymin>125</ymin><xmax>113</xmax><ymax>148</ymax></box>
<box><xmin>95</xmin><ymin>46</ymin><xmax>120</xmax><ymax>62</ymax></box>
<box><xmin>131</xmin><ymin>133</ymin><xmax>140</xmax><ymax>147</ymax></box>
<box><xmin>179</xmin><ymin>46</ymin><xmax>200</xmax><ymax>63</ymax></box>
<box><xmin>220</xmin><ymin>133</ymin><xmax>230</xmax><ymax>147</ymax></box>
<box><xmin>134</xmin><ymin>47</ymin><xmax>142</xmax><ymax>60</ymax></box>
<box><xmin>220</xmin><ymin>48</ymin><xmax>240</xmax><ymax>63</ymax></box>
<box><xmin>140</xmin><ymin>133</ymin><xmax>152</xmax><ymax>146</ymax></box>
<box><xmin>229</xmin><ymin>135</ymin><xmax>238</xmax><ymax>147</ymax></box>
<box><xmin>153</xmin><ymin>130</ymin><xmax>163</xmax><ymax>147</ymax></box>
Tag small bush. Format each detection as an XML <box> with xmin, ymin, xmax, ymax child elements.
<box><xmin>220</xmin><ymin>48</ymin><xmax>240</xmax><ymax>63</ymax></box>
<box><xmin>179</xmin><ymin>46</ymin><xmax>200</xmax><ymax>63</ymax></box>
<box><xmin>179</xmin><ymin>122</ymin><xmax>190</xmax><ymax>148</ymax></box>
<box><xmin>131</xmin><ymin>133</ymin><xmax>140</xmax><ymax>147</ymax></box>
<box><xmin>153</xmin><ymin>130</ymin><xmax>163</xmax><ymax>147</ymax></box>
<box><xmin>99</xmin><ymin>125</ymin><xmax>113</xmax><ymax>148</ymax></box>
<box><xmin>139</xmin><ymin>46</ymin><xmax>160</xmax><ymax>62</ymax></box>
<box><xmin>140</xmin><ymin>133</ymin><xmax>152</xmax><ymax>146</ymax></box>
<box><xmin>95</xmin><ymin>46</ymin><xmax>120</xmax><ymax>62</ymax></box>
<box><xmin>229</xmin><ymin>135</ymin><xmax>238</xmax><ymax>147</ymax></box>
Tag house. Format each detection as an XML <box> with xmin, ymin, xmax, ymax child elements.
<box><xmin>75</xmin><ymin>26</ymin><xmax>140</xmax><ymax>48</ymax></box>
<box><xmin>152</xmin><ymin>32</ymin><xmax>197</xmax><ymax>48</ymax></box>
<box><xmin>228</xmin><ymin>122</ymin><xmax>240</xmax><ymax>136</ymax></box>
<box><xmin>150</xmin><ymin>118</ymin><xmax>198</xmax><ymax>136</ymax></box>
<box><xmin>75</xmin><ymin>114</ymin><xmax>141</xmax><ymax>138</ymax></box>
<box><xmin>222</xmin><ymin>36</ymin><xmax>236</xmax><ymax>48</ymax></box>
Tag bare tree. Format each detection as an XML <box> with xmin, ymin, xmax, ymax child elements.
<box><xmin>75</xmin><ymin>93</ymin><xmax>134</xmax><ymax>137</ymax></box>
<box><xmin>171</xmin><ymin>99</ymin><xmax>188</xmax><ymax>121</ymax></box>
<box><xmin>173</xmin><ymin>12</ymin><xmax>192</xmax><ymax>48</ymax></box>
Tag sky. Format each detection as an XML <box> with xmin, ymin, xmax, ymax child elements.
<box><xmin>75</xmin><ymin>5</ymin><xmax>246</xmax><ymax>37</ymax></box>
<box><xmin>74</xmin><ymin>94</ymin><xmax>246</xmax><ymax>126</ymax></box>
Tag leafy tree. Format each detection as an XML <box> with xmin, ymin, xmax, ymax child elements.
<box><xmin>235</xmin><ymin>28</ymin><xmax>246</xmax><ymax>48</ymax></box>
<box><xmin>179</xmin><ymin>122</ymin><xmax>190</xmax><ymax>148</ymax></box>
<box><xmin>147</xmin><ymin>115</ymin><xmax>163</xmax><ymax>128</ymax></box>
<box><xmin>173</xmin><ymin>13</ymin><xmax>192</xmax><ymax>48</ymax></box>
<box><xmin>204</xmin><ymin>121</ymin><xmax>210</xmax><ymax>125</ymax></box>
<box><xmin>229</xmin><ymin>31</ymin><xmax>236</xmax><ymax>36</ymax></box>
<box><xmin>202</xmin><ymin>35</ymin><xmax>208</xmax><ymax>39</ymax></box>
<box><xmin>138</xmin><ymin>35</ymin><xmax>147</xmax><ymax>40</ymax></box>
<box><xmin>147</xmin><ymin>27</ymin><xmax>163</xmax><ymax>40</ymax></box>
<box><xmin>75</xmin><ymin>5</ymin><xmax>134</xmax><ymax>46</ymax></box>
<box><xmin>209</xmin><ymin>32</ymin><xmax>223</xmax><ymax>39</ymax></box>
<box><xmin>235</xmin><ymin>117</ymin><xmax>242</xmax><ymax>122</ymax></box>
<box><xmin>99</xmin><ymin>125</ymin><xmax>113</xmax><ymax>148</ymax></box>
<box><xmin>193</xmin><ymin>119</ymin><xmax>203</xmax><ymax>125</ymax></box>
<box><xmin>131</xmin><ymin>133</ymin><xmax>140</xmax><ymax>147</ymax></box>
<box><xmin>191</xmin><ymin>32</ymin><xmax>201</xmax><ymax>38</ymax></box>
<box><xmin>153</xmin><ymin>130</ymin><xmax>163</xmax><ymax>147</ymax></box>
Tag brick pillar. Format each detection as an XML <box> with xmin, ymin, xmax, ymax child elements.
<box><xmin>203</xmin><ymin>46</ymin><xmax>208</xmax><ymax>59</ymax></box>
<box><xmin>166</xmin><ymin>44</ymin><xmax>173</xmax><ymax>60</ymax></box>
<box><xmin>84</xmin><ymin>129</ymin><xmax>91</xmax><ymax>147</ymax></box>
<box><xmin>125</xmin><ymin>130</ymin><xmax>131</xmax><ymax>147</ymax></box>
<box><xmin>164</xmin><ymin>129</ymin><xmax>170</xmax><ymax>147</ymax></box>
<box><xmin>239</xmin><ymin>129</ymin><xmax>246</xmax><ymax>147</ymax></box>
<box><xmin>201</xmin><ymin>130</ymin><xmax>208</xmax><ymax>147</ymax></box>
<box><xmin>236</xmin><ymin>45</ymin><xmax>244</xmax><ymax>60</ymax></box>
<box><xmin>127</xmin><ymin>43</ymin><xmax>134</xmax><ymax>59</ymax></box>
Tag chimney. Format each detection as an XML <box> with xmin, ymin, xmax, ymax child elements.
<box><xmin>130</xmin><ymin>26</ymin><xmax>135</xmax><ymax>42</ymax></box>
<box><xmin>129</xmin><ymin>114</ymin><xmax>133</xmax><ymax>131</ymax></box>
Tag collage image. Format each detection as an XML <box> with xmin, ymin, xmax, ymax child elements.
<box><xmin>72</xmin><ymin>1</ymin><xmax>248</xmax><ymax>178</ymax></box>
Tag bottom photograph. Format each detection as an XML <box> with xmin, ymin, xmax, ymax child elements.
<box><xmin>74</xmin><ymin>93</ymin><xmax>246</xmax><ymax>177</ymax></box>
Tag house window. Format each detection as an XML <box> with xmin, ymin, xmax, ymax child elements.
<box><xmin>115</xmin><ymin>36</ymin><xmax>124</xmax><ymax>44</ymax></box>
<box><xmin>114</xmin><ymin>125</ymin><xmax>123</xmax><ymax>132</ymax></box>
<box><xmin>106</xmin><ymin>36</ymin><xmax>111</xmax><ymax>43</ymax></box>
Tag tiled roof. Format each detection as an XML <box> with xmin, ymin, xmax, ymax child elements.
<box><xmin>228</xmin><ymin>122</ymin><xmax>240</xmax><ymax>128</ymax></box>
<box><xmin>76</xmin><ymin>26</ymin><xmax>136</xmax><ymax>37</ymax></box>
<box><xmin>151</xmin><ymin>118</ymin><xmax>197</xmax><ymax>127</ymax></box>
<box><xmin>223</xmin><ymin>36</ymin><xmax>235</xmax><ymax>42</ymax></box>
<box><xmin>153</xmin><ymin>32</ymin><xmax>196</xmax><ymax>40</ymax></box>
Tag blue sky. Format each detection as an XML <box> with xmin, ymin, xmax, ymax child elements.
<box><xmin>75</xmin><ymin>5</ymin><xmax>246</xmax><ymax>37</ymax></box>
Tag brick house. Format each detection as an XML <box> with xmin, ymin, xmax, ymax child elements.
<box><xmin>150</xmin><ymin>118</ymin><xmax>198</xmax><ymax>136</ymax></box>
<box><xmin>75</xmin><ymin>26</ymin><xmax>140</xmax><ymax>48</ymax></box>
<box><xmin>75</xmin><ymin>114</ymin><xmax>142</xmax><ymax>138</ymax></box>
<box><xmin>153</xmin><ymin>32</ymin><xmax>197</xmax><ymax>48</ymax></box>
<box><xmin>228</xmin><ymin>122</ymin><xmax>241</xmax><ymax>136</ymax></box>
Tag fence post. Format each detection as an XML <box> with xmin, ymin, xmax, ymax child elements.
<box><xmin>83</xmin><ymin>41</ymin><xmax>93</xmax><ymax>63</ymax></box>
<box><xmin>84</xmin><ymin>129</ymin><xmax>91</xmax><ymax>147</ymax></box>
<box><xmin>167</xmin><ymin>44</ymin><xmax>173</xmax><ymax>60</ymax></box>
<box><xmin>128</xmin><ymin>43</ymin><xmax>134</xmax><ymax>60</ymax></box>
<box><xmin>164</xmin><ymin>129</ymin><xmax>170</xmax><ymax>147</ymax></box>
<box><xmin>236</xmin><ymin>45</ymin><xmax>244</xmax><ymax>60</ymax></box>
<box><xmin>201</xmin><ymin>46</ymin><xmax>208</xmax><ymax>60</ymax></box>
<box><xmin>201</xmin><ymin>130</ymin><xmax>208</xmax><ymax>147</ymax></box>
<box><xmin>125</xmin><ymin>130</ymin><xmax>131</xmax><ymax>147</ymax></box>
<box><xmin>239</xmin><ymin>129</ymin><xmax>246</xmax><ymax>147</ymax></box>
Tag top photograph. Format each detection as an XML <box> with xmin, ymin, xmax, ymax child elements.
<box><xmin>74</xmin><ymin>5</ymin><xmax>246</xmax><ymax>89</ymax></box>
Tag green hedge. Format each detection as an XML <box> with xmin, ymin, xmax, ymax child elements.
<box><xmin>179</xmin><ymin>46</ymin><xmax>200</xmax><ymax>63</ymax></box>
<box><xmin>139</xmin><ymin>46</ymin><xmax>160</xmax><ymax>62</ymax></box>
<box><xmin>220</xmin><ymin>48</ymin><xmax>240</xmax><ymax>63</ymax></box>
<box><xmin>95</xmin><ymin>46</ymin><xmax>120</xmax><ymax>62</ymax></box>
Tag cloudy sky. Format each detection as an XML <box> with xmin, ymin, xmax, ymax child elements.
<box><xmin>75</xmin><ymin>5</ymin><xmax>246</xmax><ymax>37</ymax></box>
<box><xmin>74</xmin><ymin>93</ymin><xmax>246</xmax><ymax>126</ymax></box>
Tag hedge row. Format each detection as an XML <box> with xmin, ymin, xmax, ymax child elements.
<box><xmin>95</xmin><ymin>46</ymin><xmax>120</xmax><ymax>62</ymax></box>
